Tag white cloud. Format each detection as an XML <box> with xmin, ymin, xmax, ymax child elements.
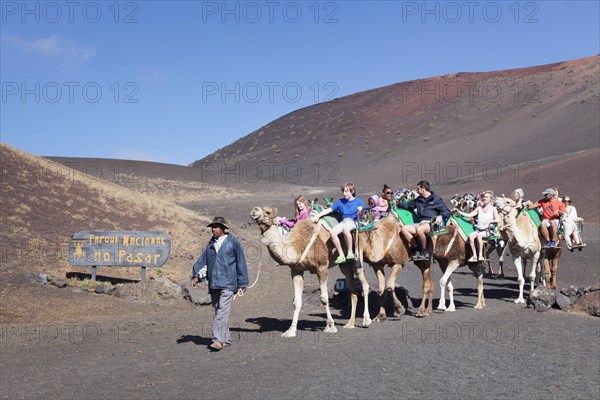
<box><xmin>1</xmin><ymin>32</ymin><xmax>96</xmax><ymax>64</ymax></box>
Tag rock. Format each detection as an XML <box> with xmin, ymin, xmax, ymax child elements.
<box><xmin>95</xmin><ymin>285</ymin><xmax>106</xmax><ymax>294</ymax></box>
<box><xmin>51</xmin><ymin>279</ymin><xmax>68</xmax><ymax>288</ymax></box>
<box><xmin>109</xmin><ymin>278</ymin><xmax>185</xmax><ymax>302</ymax></box>
<box><xmin>571</xmin><ymin>288</ymin><xmax>600</xmax><ymax>317</ymax></box>
<box><xmin>104</xmin><ymin>285</ymin><xmax>117</xmax><ymax>295</ymax></box>
<box><xmin>153</xmin><ymin>277</ymin><xmax>182</xmax><ymax>299</ymax></box>
<box><xmin>560</xmin><ymin>285</ymin><xmax>578</xmax><ymax>298</ymax></box>
<box><xmin>555</xmin><ymin>293</ymin><xmax>571</xmax><ymax>311</ymax></box>
<box><xmin>529</xmin><ymin>287</ymin><xmax>556</xmax><ymax>312</ymax></box>
<box><xmin>180</xmin><ymin>279</ymin><xmax>211</xmax><ymax>306</ymax></box>
<box><xmin>36</xmin><ymin>273</ymin><xmax>47</xmax><ymax>284</ymax></box>
<box><xmin>560</xmin><ymin>285</ymin><xmax>579</xmax><ymax>305</ymax></box>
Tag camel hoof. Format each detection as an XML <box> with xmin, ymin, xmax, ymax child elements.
<box><xmin>474</xmin><ymin>304</ymin><xmax>483</xmax><ymax>310</ymax></box>
<box><xmin>281</xmin><ymin>330</ymin><xmax>297</xmax><ymax>338</ymax></box>
<box><xmin>375</xmin><ymin>314</ymin><xmax>387</xmax><ymax>322</ymax></box>
<box><xmin>393</xmin><ymin>307</ymin><xmax>405</xmax><ymax>317</ymax></box>
<box><xmin>514</xmin><ymin>298</ymin><xmax>525</xmax><ymax>304</ymax></box>
<box><xmin>498</xmin><ymin>274</ymin><xmax>505</xmax><ymax>279</ymax></box>
<box><xmin>324</xmin><ymin>325</ymin><xmax>338</xmax><ymax>333</ymax></box>
<box><xmin>362</xmin><ymin>318</ymin><xmax>372</xmax><ymax>328</ymax></box>
<box><xmin>342</xmin><ymin>322</ymin><xmax>355</xmax><ymax>330</ymax></box>
<box><xmin>446</xmin><ymin>306</ymin><xmax>456</xmax><ymax>312</ymax></box>
<box><xmin>437</xmin><ymin>304</ymin><xmax>447</xmax><ymax>311</ymax></box>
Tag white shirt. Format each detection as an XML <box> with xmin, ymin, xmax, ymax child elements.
<box><xmin>214</xmin><ymin>234</ymin><xmax>228</xmax><ymax>253</ymax></box>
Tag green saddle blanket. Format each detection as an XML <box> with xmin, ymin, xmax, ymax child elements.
<box><xmin>519</xmin><ymin>208</ymin><xmax>542</xmax><ymax>228</ymax></box>
<box><xmin>392</xmin><ymin>207</ymin><xmax>415</xmax><ymax>226</ymax></box>
<box><xmin>449</xmin><ymin>215</ymin><xmax>475</xmax><ymax>239</ymax></box>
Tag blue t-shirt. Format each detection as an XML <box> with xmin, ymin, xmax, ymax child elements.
<box><xmin>331</xmin><ymin>197</ymin><xmax>366</xmax><ymax>219</ymax></box>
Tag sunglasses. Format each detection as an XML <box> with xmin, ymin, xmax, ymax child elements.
<box><xmin>384</xmin><ymin>191</ymin><xmax>392</xmax><ymax>195</ymax></box>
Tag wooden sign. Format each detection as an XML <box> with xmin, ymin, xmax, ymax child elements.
<box><xmin>69</xmin><ymin>230</ymin><xmax>170</xmax><ymax>267</ymax></box>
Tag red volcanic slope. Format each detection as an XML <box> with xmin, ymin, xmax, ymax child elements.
<box><xmin>192</xmin><ymin>55</ymin><xmax>599</xmax><ymax>192</ymax></box>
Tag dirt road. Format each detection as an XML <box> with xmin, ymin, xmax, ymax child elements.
<box><xmin>1</xmin><ymin>226</ymin><xmax>599</xmax><ymax>399</ymax></box>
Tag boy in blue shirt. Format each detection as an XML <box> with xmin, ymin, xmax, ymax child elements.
<box><xmin>312</xmin><ymin>183</ymin><xmax>366</xmax><ymax>264</ymax></box>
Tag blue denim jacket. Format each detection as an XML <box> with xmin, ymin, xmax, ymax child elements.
<box><xmin>192</xmin><ymin>234</ymin><xmax>249</xmax><ymax>291</ymax></box>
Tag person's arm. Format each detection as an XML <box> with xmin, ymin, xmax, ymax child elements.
<box><xmin>524</xmin><ymin>199</ymin><xmax>541</xmax><ymax>208</ymax></box>
<box><xmin>311</xmin><ymin>207</ymin><xmax>332</xmax><ymax>223</ymax></box>
<box><xmin>436</xmin><ymin>196</ymin><xmax>452</xmax><ymax>222</ymax></box>
<box><xmin>356</xmin><ymin>198</ymin><xmax>365</xmax><ymax>213</ymax></box>
<box><xmin>279</xmin><ymin>218</ymin><xmax>295</xmax><ymax>228</ymax></box>
<box><xmin>570</xmin><ymin>206</ymin><xmax>583</xmax><ymax>222</ymax></box>
<box><xmin>191</xmin><ymin>248</ymin><xmax>208</xmax><ymax>287</ymax></box>
<box><xmin>234</xmin><ymin>239</ymin><xmax>249</xmax><ymax>289</ymax></box>
<box><xmin>397</xmin><ymin>199</ymin><xmax>415</xmax><ymax>211</ymax></box>
<box><xmin>454</xmin><ymin>208</ymin><xmax>477</xmax><ymax>218</ymax></box>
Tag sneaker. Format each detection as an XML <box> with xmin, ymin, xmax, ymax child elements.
<box><xmin>546</xmin><ymin>241</ymin><xmax>556</xmax><ymax>248</ymax></box>
<box><xmin>334</xmin><ymin>256</ymin><xmax>346</xmax><ymax>264</ymax></box>
<box><xmin>478</xmin><ymin>255</ymin><xmax>485</xmax><ymax>261</ymax></box>
<box><xmin>209</xmin><ymin>341</ymin><xmax>223</xmax><ymax>351</ymax></box>
<box><xmin>346</xmin><ymin>252</ymin><xmax>355</xmax><ymax>260</ymax></box>
<box><xmin>411</xmin><ymin>250</ymin><xmax>423</xmax><ymax>261</ymax></box>
<box><xmin>468</xmin><ymin>255</ymin><xmax>478</xmax><ymax>263</ymax></box>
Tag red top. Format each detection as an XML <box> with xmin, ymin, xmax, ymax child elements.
<box><xmin>531</xmin><ymin>198</ymin><xmax>565</xmax><ymax>220</ymax></box>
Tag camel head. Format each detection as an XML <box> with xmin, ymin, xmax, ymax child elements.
<box><xmin>250</xmin><ymin>206</ymin><xmax>278</xmax><ymax>228</ymax></box>
<box><xmin>494</xmin><ymin>196</ymin><xmax>516</xmax><ymax>217</ymax></box>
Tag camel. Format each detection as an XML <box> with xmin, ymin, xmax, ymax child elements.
<box><xmin>430</xmin><ymin>223</ymin><xmax>487</xmax><ymax>313</ymax></box>
<box><xmin>348</xmin><ymin>213</ymin><xmax>414</xmax><ymax>323</ymax></box>
<box><xmin>250</xmin><ymin>206</ymin><xmax>371</xmax><ymax>337</ymax></box>
<box><xmin>494</xmin><ymin>197</ymin><xmax>542</xmax><ymax>303</ymax></box>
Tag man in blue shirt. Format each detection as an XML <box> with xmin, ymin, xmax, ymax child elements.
<box><xmin>192</xmin><ymin>216</ymin><xmax>248</xmax><ymax>351</ymax></box>
<box><xmin>398</xmin><ymin>181</ymin><xmax>451</xmax><ymax>260</ymax></box>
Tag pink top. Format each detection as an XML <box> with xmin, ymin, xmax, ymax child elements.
<box><xmin>280</xmin><ymin>207</ymin><xmax>312</xmax><ymax>228</ymax></box>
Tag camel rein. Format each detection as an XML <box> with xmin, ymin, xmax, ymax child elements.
<box><xmin>234</xmin><ymin>262</ymin><xmax>262</xmax><ymax>300</ymax></box>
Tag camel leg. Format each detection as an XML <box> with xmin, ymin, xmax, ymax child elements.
<box><xmin>416</xmin><ymin>262</ymin><xmax>433</xmax><ymax>317</ymax></box>
<box><xmin>438</xmin><ymin>260</ymin><xmax>459</xmax><ymax>312</ymax></box>
<box><xmin>315</xmin><ymin>266</ymin><xmax>337</xmax><ymax>334</ymax></box>
<box><xmin>470</xmin><ymin>261</ymin><xmax>486</xmax><ymax>309</ymax></box>
<box><xmin>529</xmin><ymin>253</ymin><xmax>539</xmax><ymax>293</ymax></box>
<box><xmin>485</xmin><ymin>245</ymin><xmax>494</xmax><ymax>277</ymax></box>
<box><xmin>282</xmin><ymin>271</ymin><xmax>304</xmax><ymax>337</ymax></box>
<box><xmin>551</xmin><ymin>253</ymin><xmax>560</xmax><ymax>289</ymax></box>
<box><xmin>354</xmin><ymin>262</ymin><xmax>372</xmax><ymax>327</ymax></box>
<box><xmin>542</xmin><ymin>257</ymin><xmax>550</xmax><ymax>289</ymax></box>
<box><xmin>386</xmin><ymin>264</ymin><xmax>405</xmax><ymax>317</ymax></box>
<box><xmin>497</xmin><ymin>243</ymin><xmax>508</xmax><ymax>278</ymax></box>
<box><xmin>513</xmin><ymin>256</ymin><xmax>526</xmax><ymax>304</ymax></box>
<box><xmin>373</xmin><ymin>265</ymin><xmax>387</xmax><ymax>322</ymax></box>
<box><xmin>340</xmin><ymin>264</ymin><xmax>357</xmax><ymax>329</ymax></box>
<box><xmin>548</xmin><ymin>248</ymin><xmax>561</xmax><ymax>289</ymax></box>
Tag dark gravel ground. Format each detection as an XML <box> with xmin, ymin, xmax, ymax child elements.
<box><xmin>1</xmin><ymin>223</ymin><xmax>598</xmax><ymax>400</ymax></box>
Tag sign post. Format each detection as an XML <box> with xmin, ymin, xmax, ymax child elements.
<box><xmin>68</xmin><ymin>230</ymin><xmax>171</xmax><ymax>280</ymax></box>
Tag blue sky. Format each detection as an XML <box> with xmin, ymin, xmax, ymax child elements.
<box><xmin>1</xmin><ymin>0</ymin><xmax>599</xmax><ymax>165</ymax></box>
